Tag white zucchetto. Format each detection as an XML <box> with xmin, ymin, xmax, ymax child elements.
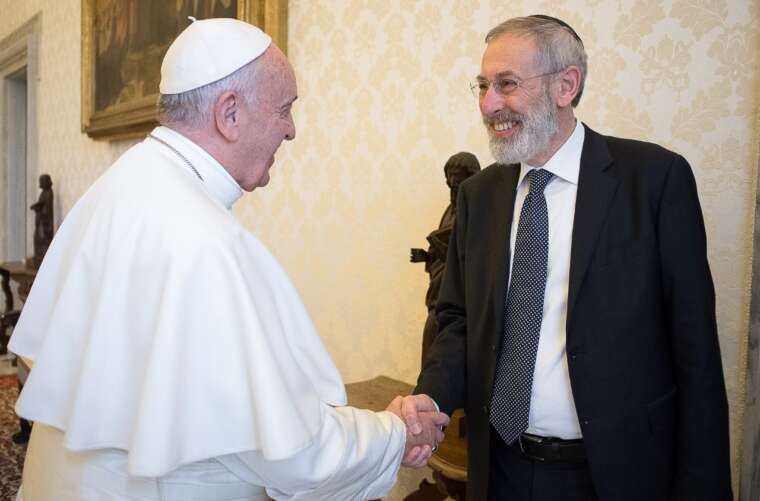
<box><xmin>160</xmin><ymin>17</ymin><xmax>272</xmax><ymax>95</ymax></box>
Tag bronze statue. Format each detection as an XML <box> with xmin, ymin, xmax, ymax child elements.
<box><xmin>411</xmin><ymin>153</ymin><xmax>480</xmax><ymax>365</ymax></box>
<box><xmin>30</xmin><ymin>174</ymin><xmax>54</xmax><ymax>269</ymax></box>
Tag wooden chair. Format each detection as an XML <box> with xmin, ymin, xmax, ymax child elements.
<box><xmin>0</xmin><ymin>263</ymin><xmax>33</xmax><ymax>443</ymax></box>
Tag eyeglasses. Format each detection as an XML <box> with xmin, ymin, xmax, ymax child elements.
<box><xmin>470</xmin><ymin>70</ymin><xmax>562</xmax><ymax>99</ymax></box>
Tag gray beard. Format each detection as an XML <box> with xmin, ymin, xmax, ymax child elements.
<box><xmin>486</xmin><ymin>90</ymin><xmax>559</xmax><ymax>165</ymax></box>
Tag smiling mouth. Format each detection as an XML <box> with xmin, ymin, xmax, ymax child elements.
<box><xmin>493</xmin><ymin>120</ymin><xmax>517</xmax><ymax>131</ymax></box>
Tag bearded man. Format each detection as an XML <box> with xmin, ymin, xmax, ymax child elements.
<box><xmin>10</xmin><ymin>18</ymin><xmax>447</xmax><ymax>501</ymax></box>
<box><xmin>400</xmin><ymin>15</ymin><xmax>732</xmax><ymax>501</ymax></box>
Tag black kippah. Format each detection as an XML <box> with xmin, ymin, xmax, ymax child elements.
<box><xmin>528</xmin><ymin>14</ymin><xmax>584</xmax><ymax>47</ymax></box>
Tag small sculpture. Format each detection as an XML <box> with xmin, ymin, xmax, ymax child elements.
<box><xmin>30</xmin><ymin>174</ymin><xmax>54</xmax><ymax>269</ymax></box>
<box><xmin>411</xmin><ymin>153</ymin><xmax>480</xmax><ymax>365</ymax></box>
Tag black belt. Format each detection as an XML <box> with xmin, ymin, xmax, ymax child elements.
<box><xmin>511</xmin><ymin>433</ymin><xmax>587</xmax><ymax>463</ymax></box>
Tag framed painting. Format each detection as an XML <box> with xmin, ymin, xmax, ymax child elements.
<box><xmin>81</xmin><ymin>0</ymin><xmax>287</xmax><ymax>140</ymax></box>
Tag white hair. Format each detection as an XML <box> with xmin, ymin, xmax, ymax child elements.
<box><xmin>157</xmin><ymin>57</ymin><xmax>263</xmax><ymax>128</ymax></box>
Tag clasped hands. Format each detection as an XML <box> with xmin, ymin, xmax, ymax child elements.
<box><xmin>386</xmin><ymin>394</ymin><xmax>449</xmax><ymax>468</ymax></box>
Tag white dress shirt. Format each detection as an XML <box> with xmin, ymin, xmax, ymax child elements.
<box><xmin>508</xmin><ymin>120</ymin><xmax>585</xmax><ymax>439</ymax></box>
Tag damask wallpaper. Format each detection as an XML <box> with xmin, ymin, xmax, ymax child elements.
<box><xmin>0</xmin><ymin>0</ymin><xmax>757</xmax><ymax>494</ymax></box>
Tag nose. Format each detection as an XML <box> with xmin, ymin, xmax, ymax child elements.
<box><xmin>479</xmin><ymin>84</ymin><xmax>504</xmax><ymax>117</ymax></box>
<box><xmin>285</xmin><ymin>117</ymin><xmax>296</xmax><ymax>141</ymax></box>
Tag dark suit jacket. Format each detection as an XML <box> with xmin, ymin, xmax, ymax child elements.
<box><xmin>415</xmin><ymin>124</ymin><xmax>732</xmax><ymax>501</ymax></box>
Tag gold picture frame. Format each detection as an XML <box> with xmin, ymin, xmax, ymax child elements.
<box><xmin>81</xmin><ymin>0</ymin><xmax>288</xmax><ymax>141</ymax></box>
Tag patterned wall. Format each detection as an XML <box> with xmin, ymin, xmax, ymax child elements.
<box><xmin>0</xmin><ymin>0</ymin><xmax>758</xmax><ymax>492</ymax></box>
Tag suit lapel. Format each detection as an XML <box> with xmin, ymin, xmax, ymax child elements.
<box><xmin>567</xmin><ymin>125</ymin><xmax>617</xmax><ymax>324</ymax></box>
<box><xmin>490</xmin><ymin>164</ymin><xmax>520</xmax><ymax>345</ymax></box>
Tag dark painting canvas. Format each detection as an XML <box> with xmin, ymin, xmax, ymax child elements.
<box><xmin>93</xmin><ymin>0</ymin><xmax>238</xmax><ymax>113</ymax></box>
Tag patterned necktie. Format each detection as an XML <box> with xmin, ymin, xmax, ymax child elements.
<box><xmin>490</xmin><ymin>168</ymin><xmax>554</xmax><ymax>445</ymax></box>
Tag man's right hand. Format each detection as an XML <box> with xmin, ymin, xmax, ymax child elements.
<box><xmin>398</xmin><ymin>394</ymin><xmax>441</xmax><ymax>435</ymax></box>
<box><xmin>386</xmin><ymin>395</ymin><xmax>449</xmax><ymax>468</ymax></box>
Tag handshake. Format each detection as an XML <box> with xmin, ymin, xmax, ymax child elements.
<box><xmin>386</xmin><ymin>394</ymin><xmax>450</xmax><ymax>468</ymax></box>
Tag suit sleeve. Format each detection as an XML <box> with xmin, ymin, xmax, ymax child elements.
<box><xmin>217</xmin><ymin>406</ymin><xmax>406</xmax><ymax>501</ymax></box>
<box><xmin>656</xmin><ymin>155</ymin><xmax>732</xmax><ymax>500</ymax></box>
<box><xmin>414</xmin><ymin>185</ymin><xmax>469</xmax><ymax>415</ymax></box>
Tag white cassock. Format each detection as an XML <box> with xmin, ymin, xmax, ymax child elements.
<box><xmin>9</xmin><ymin>126</ymin><xmax>405</xmax><ymax>501</ymax></box>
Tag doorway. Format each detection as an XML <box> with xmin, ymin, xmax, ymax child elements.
<box><xmin>4</xmin><ymin>68</ymin><xmax>27</xmax><ymax>261</ymax></box>
<box><xmin>0</xmin><ymin>15</ymin><xmax>39</xmax><ymax>264</ymax></box>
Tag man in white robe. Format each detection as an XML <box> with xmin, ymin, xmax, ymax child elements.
<box><xmin>9</xmin><ymin>18</ymin><xmax>448</xmax><ymax>501</ymax></box>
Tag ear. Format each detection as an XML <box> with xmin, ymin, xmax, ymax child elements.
<box><xmin>214</xmin><ymin>90</ymin><xmax>241</xmax><ymax>142</ymax></box>
<box><xmin>554</xmin><ymin>65</ymin><xmax>581</xmax><ymax>108</ymax></box>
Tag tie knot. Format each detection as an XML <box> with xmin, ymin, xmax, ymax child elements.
<box><xmin>528</xmin><ymin>169</ymin><xmax>553</xmax><ymax>194</ymax></box>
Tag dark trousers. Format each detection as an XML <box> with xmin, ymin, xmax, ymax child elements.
<box><xmin>489</xmin><ymin>429</ymin><xmax>599</xmax><ymax>501</ymax></box>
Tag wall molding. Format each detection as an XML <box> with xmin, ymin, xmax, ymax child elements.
<box><xmin>0</xmin><ymin>13</ymin><xmax>40</xmax><ymax>260</ymax></box>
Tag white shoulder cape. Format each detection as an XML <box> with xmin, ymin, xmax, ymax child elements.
<box><xmin>9</xmin><ymin>128</ymin><xmax>347</xmax><ymax>477</ymax></box>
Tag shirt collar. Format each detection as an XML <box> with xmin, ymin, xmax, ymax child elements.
<box><xmin>518</xmin><ymin>120</ymin><xmax>585</xmax><ymax>187</ymax></box>
<box><xmin>149</xmin><ymin>126</ymin><xmax>243</xmax><ymax>210</ymax></box>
